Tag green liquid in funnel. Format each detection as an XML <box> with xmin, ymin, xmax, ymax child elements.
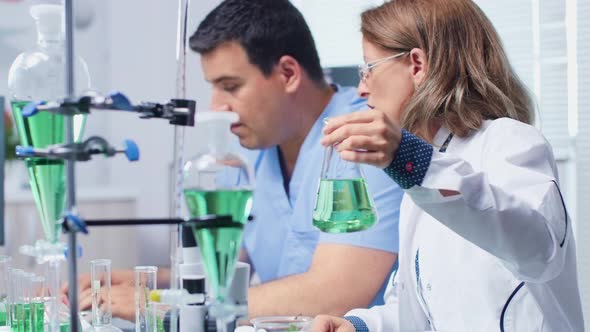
<box><xmin>11</xmin><ymin>100</ymin><xmax>86</xmax><ymax>243</ymax></box>
<box><xmin>313</xmin><ymin>178</ymin><xmax>376</xmax><ymax>233</ymax></box>
<box><xmin>191</xmin><ymin>224</ymin><xmax>243</xmax><ymax>301</ymax></box>
<box><xmin>184</xmin><ymin>189</ymin><xmax>250</xmax><ymax>304</ymax></box>
<box><xmin>184</xmin><ymin>189</ymin><xmax>253</xmax><ymax>225</ymax></box>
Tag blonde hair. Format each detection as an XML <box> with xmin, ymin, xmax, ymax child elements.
<box><xmin>361</xmin><ymin>0</ymin><xmax>533</xmax><ymax>141</ymax></box>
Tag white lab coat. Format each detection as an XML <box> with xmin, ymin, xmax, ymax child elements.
<box><xmin>347</xmin><ymin>118</ymin><xmax>584</xmax><ymax>331</ymax></box>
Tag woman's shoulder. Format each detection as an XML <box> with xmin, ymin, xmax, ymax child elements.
<box><xmin>480</xmin><ymin>117</ymin><xmax>545</xmax><ymax>142</ymax></box>
<box><xmin>476</xmin><ymin>117</ymin><xmax>555</xmax><ymax>157</ymax></box>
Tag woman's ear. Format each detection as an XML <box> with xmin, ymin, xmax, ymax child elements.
<box><xmin>409</xmin><ymin>48</ymin><xmax>427</xmax><ymax>87</ymax></box>
<box><xmin>276</xmin><ymin>55</ymin><xmax>302</xmax><ymax>94</ymax></box>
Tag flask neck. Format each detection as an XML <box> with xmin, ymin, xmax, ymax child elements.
<box><xmin>37</xmin><ymin>37</ymin><xmax>63</xmax><ymax>51</ymax></box>
<box><xmin>31</xmin><ymin>4</ymin><xmax>64</xmax><ymax>51</ymax></box>
<box><xmin>201</xmin><ymin>123</ymin><xmax>234</xmax><ymax>155</ymax></box>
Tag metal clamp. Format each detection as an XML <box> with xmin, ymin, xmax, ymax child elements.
<box><xmin>22</xmin><ymin>91</ymin><xmax>196</xmax><ymax>126</ymax></box>
<box><xmin>16</xmin><ymin>136</ymin><xmax>140</xmax><ymax>162</ymax></box>
<box><xmin>62</xmin><ymin>212</ymin><xmax>88</xmax><ymax>235</ymax></box>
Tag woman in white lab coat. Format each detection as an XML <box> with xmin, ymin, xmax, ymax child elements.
<box><xmin>313</xmin><ymin>0</ymin><xmax>584</xmax><ymax>331</ymax></box>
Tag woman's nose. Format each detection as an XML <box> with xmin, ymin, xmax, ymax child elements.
<box><xmin>357</xmin><ymin>79</ymin><xmax>370</xmax><ymax>98</ymax></box>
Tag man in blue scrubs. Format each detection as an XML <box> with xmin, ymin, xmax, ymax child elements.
<box><xmin>190</xmin><ymin>0</ymin><xmax>402</xmax><ymax>318</ymax></box>
<box><xmin>68</xmin><ymin>0</ymin><xmax>402</xmax><ymax>320</ymax></box>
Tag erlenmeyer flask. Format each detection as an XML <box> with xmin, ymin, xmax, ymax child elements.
<box><xmin>313</xmin><ymin>134</ymin><xmax>377</xmax><ymax>233</ymax></box>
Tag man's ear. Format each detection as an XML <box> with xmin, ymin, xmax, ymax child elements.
<box><xmin>409</xmin><ymin>48</ymin><xmax>427</xmax><ymax>87</ymax></box>
<box><xmin>276</xmin><ymin>55</ymin><xmax>302</xmax><ymax>94</ymax></box>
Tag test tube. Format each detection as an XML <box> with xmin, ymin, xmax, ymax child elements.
<box><xmin>30</xmin><ymin>275</ymin><xmax>45</xmax><ymax>332</ymax></box>
<box><xmin>91</xmin><ymin>259</ymin><xmax>113</xmax><ymax>328</ymax></box>
<box><xmin>22</xmin><ymin>272</ymin><xmax>35</xmax><ymax>332</ymax></box>
<box><xmin>0</xmin><ymin>256</ymin><xmax>11</xmax><ymax>327</ymax></box>
<box><xmin>135</xmin><ymin>266</ymin><xmax>157</xmax><ymax>332</ymax></box>
<box><xmin>9</xmin><ymin>269</ymin><xmax>24</xmax><ymax>331</ymax></box>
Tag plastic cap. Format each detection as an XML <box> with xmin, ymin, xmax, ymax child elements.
<box><xmin>195</xmin><ymin>111</ymin><xmax>238</xmax><ymax>124</ymax></box>
<box><xmin>22</xmin><ymin>102</ymin><xmax>42</xmax><ymax>117</ymax></box>
<box><xmin>123</xmin><ymin>139</ymin><xmax>140</xmax><ymax>161</ymax></box>
<box><xmin>109</xmin><ymin>92</ymin><xmax>133</xmax><ymax>110</ymax></box>
<box><xmin>16</xmin><ymin>146</ymin><xmax>35</xmax><ymax>157</ymax></box>
<box><xmin>65</xmin><ymin>213</ymin><xmax>88</xmax><ymax>234</ymax></box>
<box><xmin>149</xmin><ymin>290</ymin><xmax>161</xmax><ymax>303</ymax></box>
<box><xmin>64</xmin><ymin>245</ymin><xmax>83</xmax><ymax>259</ymax></box>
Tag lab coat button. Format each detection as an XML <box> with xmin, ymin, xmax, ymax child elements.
<box><xmin>405</xmin><ymin>162</ymin><xmax>414</xmax><ymax>172</ymax></box>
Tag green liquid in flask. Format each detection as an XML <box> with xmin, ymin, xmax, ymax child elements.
<box><xmin>313</xmin><ymin>178</ymin><xmax>377</xmax><ymax>233</ymax></box>
<box><xmin>184</xmin><ymin>189</ymin><xmax>253</xmax><ymax>224</ymax></box>
<box><xmin>11</xmin><ymin>100</ymin><xmax>86</xmax><ymax>243</ymax></box>
<box><xmin>0</xmin><ymin>310</ymin><xmax>6</xmax><ymax>326</ymax></box>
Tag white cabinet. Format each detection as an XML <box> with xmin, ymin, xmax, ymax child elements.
<box><xmin>2</xmin><ymin>188</ymin><xmax>140</xmax><ymax>276</ymax></box>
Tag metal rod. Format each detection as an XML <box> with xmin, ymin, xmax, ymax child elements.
<box><xmin>64</xmin><ymin>0</ymin><xmax>79</xmax><ymax>331</ymax></box>
<box><xmin>169</xmin><ymin>1</ymin><xmax>191</xmax><ymax>332</ymax></box>
<box><xmin>85</xmin><ymin>218</ymin><xmax>184</xmax><ymax>226</ymax></box>
<box><xmin>0</xmin><ymin>96</ymin><xmax>5</xmax><ymax>246</ymax></box>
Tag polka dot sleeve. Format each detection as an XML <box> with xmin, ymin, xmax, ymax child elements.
<box><xmin>383</xmin><ymin>129</ymin><xmax>433</xmax><ymax>189</ymax></box>
<box><xmin>343</xmin><ymin>316</ymin><xmax>370</xmax><ymax>332</ymax></box>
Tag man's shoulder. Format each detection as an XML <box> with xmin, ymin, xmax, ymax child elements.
<box><xmin>330</xmin><ymin>86</ymin><xmax>367</xmax><ymax>114</ymax></box>
<box><xmin>237</xmin><ymin>146</ymin><xmax>265</xmax><ymax>171</ymax></box>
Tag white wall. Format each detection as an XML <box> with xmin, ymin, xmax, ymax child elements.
<box><xmin>95</xmin><ymin>0</ymin><xmax>220</xmax><ymax>265</ymax></box>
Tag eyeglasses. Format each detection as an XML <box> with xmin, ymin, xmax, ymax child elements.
<box><xmin>358</xmin><ymin>52</ymin><xmax>407</xmax><ymax>82</ymax></box>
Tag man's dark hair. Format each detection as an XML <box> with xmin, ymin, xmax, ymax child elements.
<box><xmin>189</xmin><ymin>0</ymin><xmax>325</xmax><ymax>83</ymax></box>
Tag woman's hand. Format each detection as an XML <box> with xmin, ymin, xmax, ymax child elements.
<box><xmin>312</xmin><ymin>315</ymin><xmax>356</xmax><ymax>332</ymax></box>
<box><xmin>321</xmin><ymin>109</ymin><xmax>402</xmax><ymax>168</ymax></box>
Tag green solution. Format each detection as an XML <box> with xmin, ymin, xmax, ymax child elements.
<box><xmin>30</xmin><ymin>302</ymin><xmax>44</xmax><ymax>332</ymax></box>
<box><xmin>57</xmin><ymin>320</ymin><xmax>82</xmax><ymax>332</ymax></box>
<box><xmin>184</xmin><ymin>189</ymin><xmax>253</xmax><ymax>224</ymax></box>
<box><xmin>11</xmin><ymin>100</ymin><xmax>86</xmax><ymax>243</ymax></box>
<box><xmin>12</xmin><ymin>302</ymin><xmax>45</xmax><ymax>332</ymax></box>
<box><xmin>0</xmin><ymin>299</ymin><xmax>7</xmax><ymax>326</ymax></box>
<box><xmin>190</xmin><ymin>223</ymin><xmax>243</xmax><ymax>301</ymax></box>
<box><xmin>59</xmin><ymin>321</ymin><xmax>69</xmax><ymax>332</ymax></box>
<box><xmin>313</xmin><ymin>178</ymin><xmax>377</xmax><ymax>233</ymax></box>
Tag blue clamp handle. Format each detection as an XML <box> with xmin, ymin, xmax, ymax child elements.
<box><xmin>22</xmin><ymin>101</ymin><xmax>44</xmax><ymax>117</ymax></box>
<box><xmin>64</xmin><ymin>245</ymin><xmax>83</xmax><ymax>259</ymax></box>
<box><xmin>15</xmin><ymin>146</ymin><xmax>35</xmax><ymax>157</ymax></box>
<box><xmin>109</xmin><ymin>92</ymin><xmax>133</xmax><ymax>110</ymax></box>
<box><xmin>123</xmin><ymin>139</ymin><xmax>140</xmax><ymax>161</ymax></box>
<box><xmin>65</xmin><ymin>212</ymin><xmax>89</xmax><ymax>235</ymax></box>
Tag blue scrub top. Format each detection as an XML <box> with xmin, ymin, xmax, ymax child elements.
<box><xmin>242</xmin><ymin>86</ymin><xmax>402</xmax><ymax>306</ymax></box>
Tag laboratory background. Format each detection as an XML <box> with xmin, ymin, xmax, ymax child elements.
<box><xmin>0</xmin><ymin>0</ymin><xmax>588</xmax><ymax>331</ymax></box>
